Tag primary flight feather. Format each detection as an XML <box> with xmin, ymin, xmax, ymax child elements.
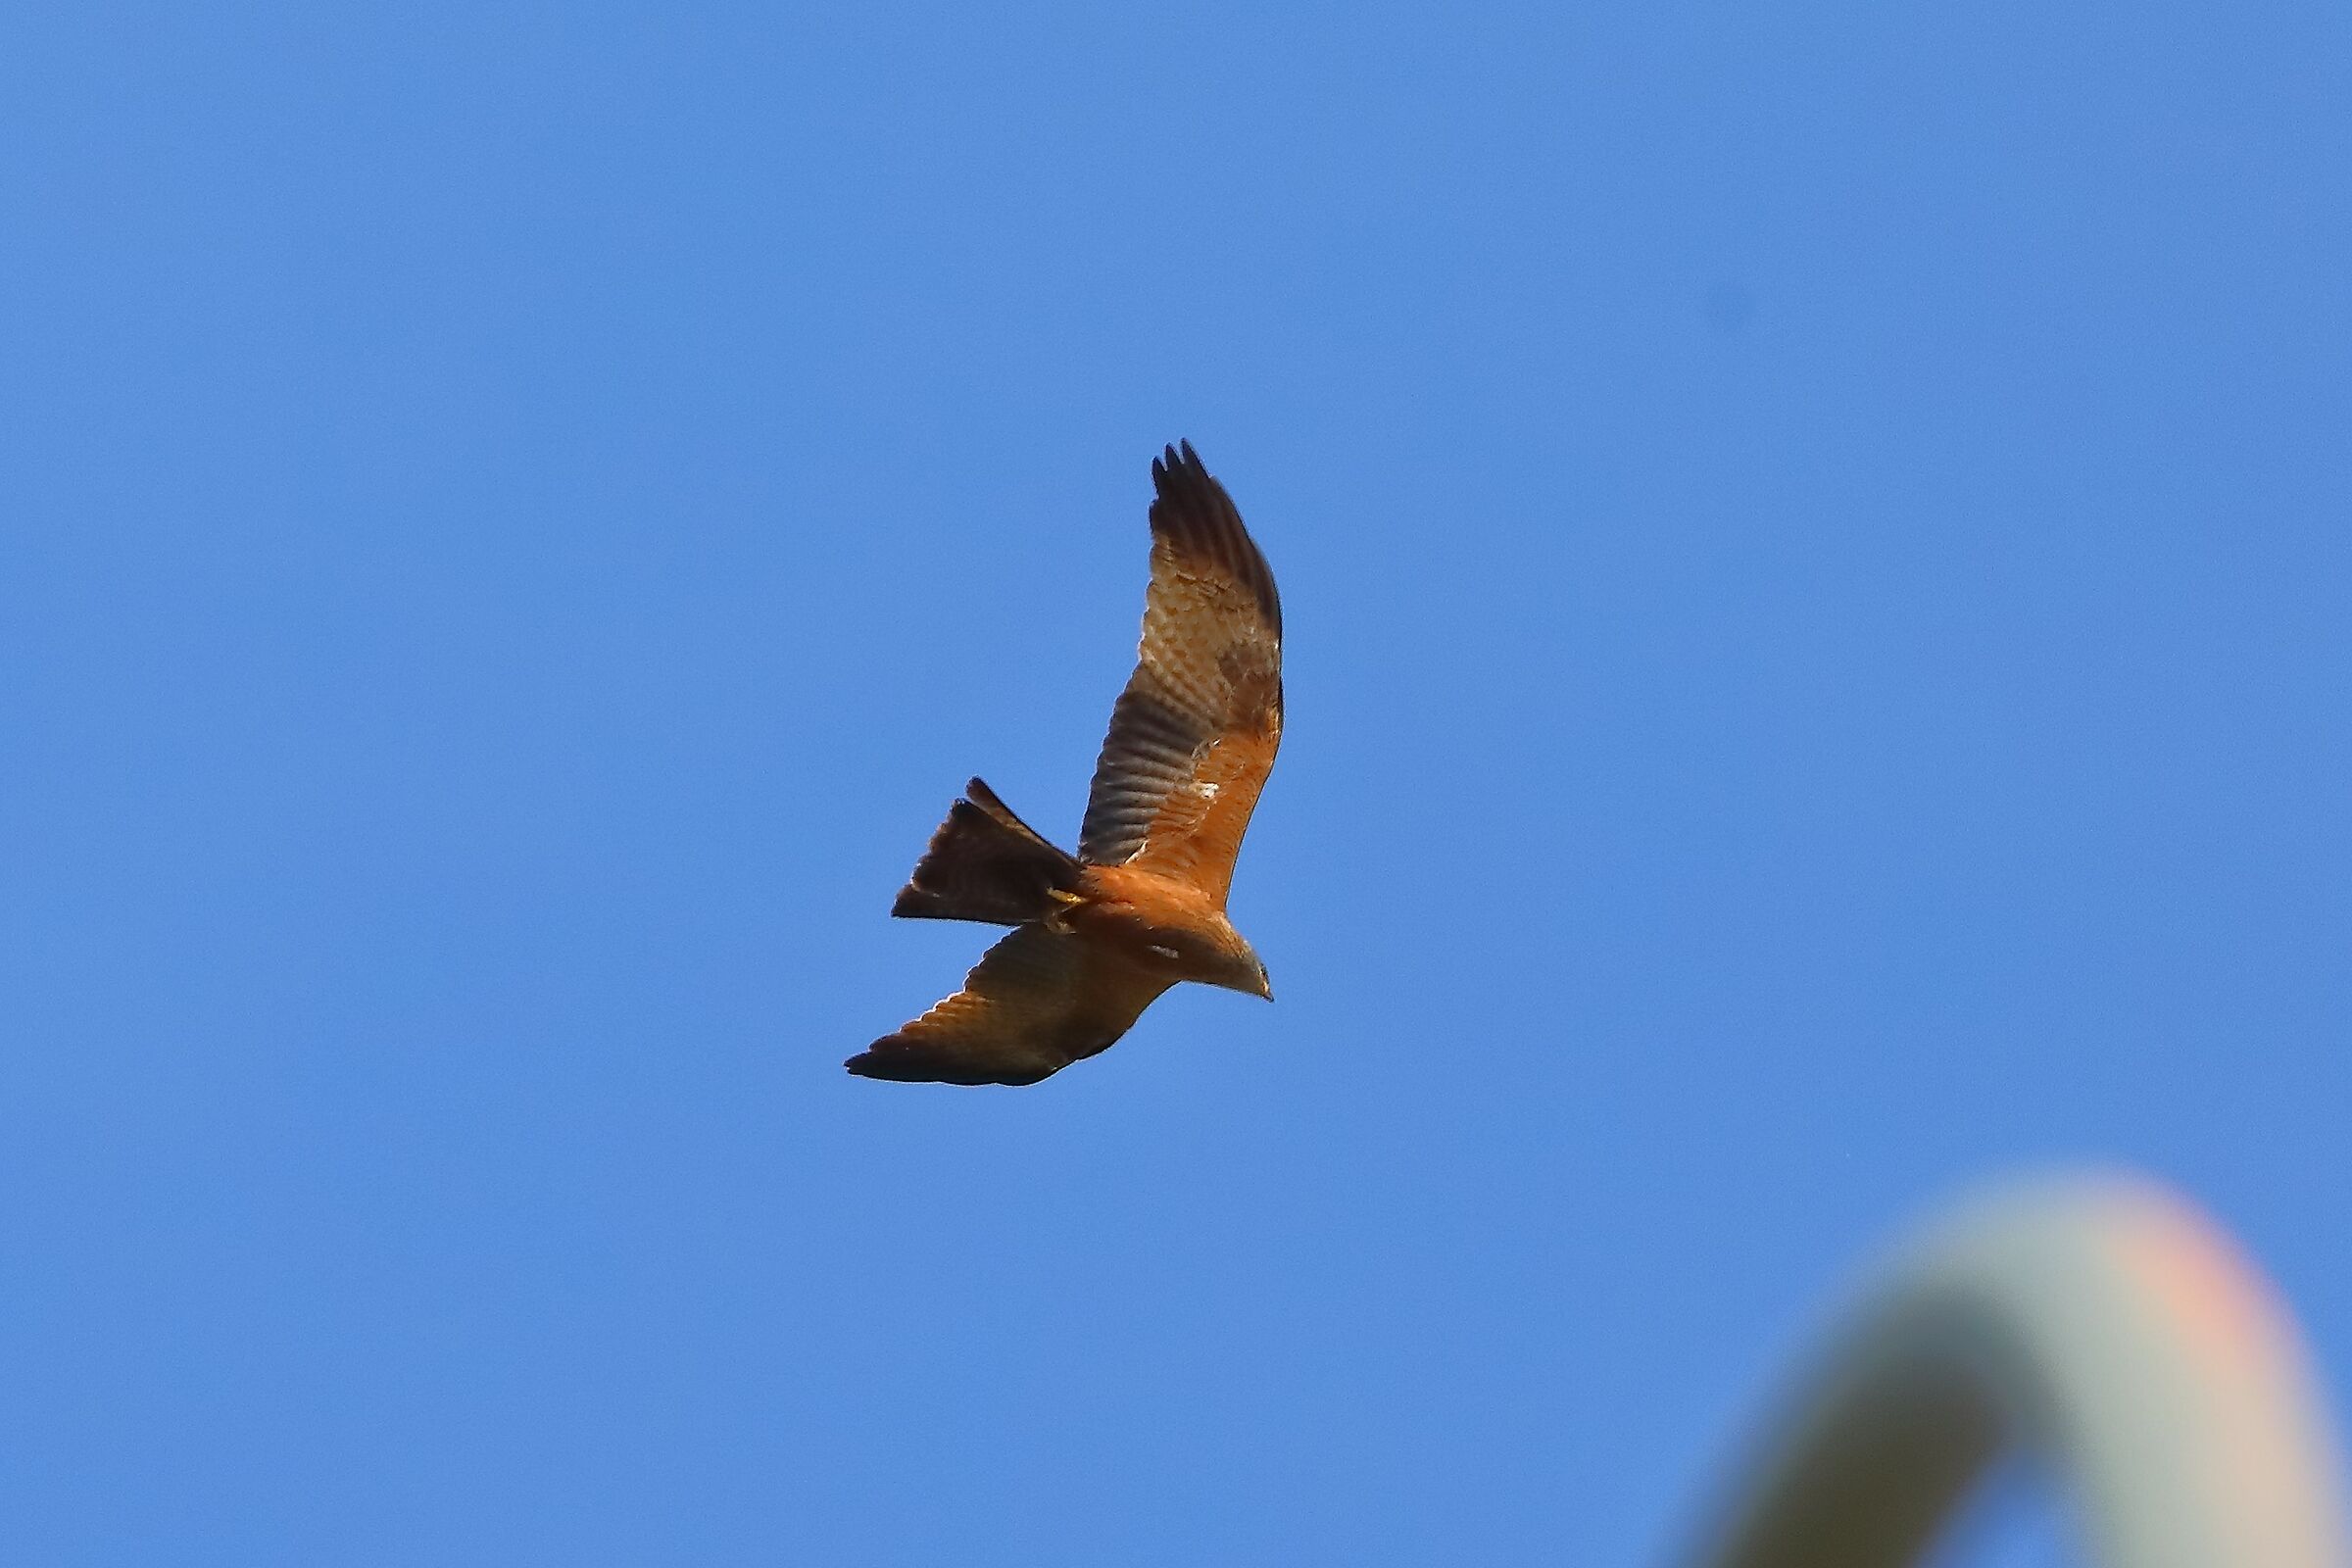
<box><xmin>847</xmin><ymin>441</ymin><xmax>1283</xmax><ymax>1087</ymax></box>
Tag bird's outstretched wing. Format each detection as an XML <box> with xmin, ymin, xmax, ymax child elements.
<box><xmin>846</xmin><ymin>927</ymin><xmax>1172</xmax><ymax>1086</ymax></box>
<box><xmin>1077</xmin><ymin>442</ymin><xmax>1283</xmax><ymax>904</ymax></box>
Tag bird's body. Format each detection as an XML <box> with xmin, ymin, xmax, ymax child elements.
<box><xmin>848</xmin><ymin>442</ymin><xmax>1282</xmax><ymax>1087</ymax></box>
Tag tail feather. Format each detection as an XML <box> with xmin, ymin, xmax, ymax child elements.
<box><xmin>892</xmin><ymin>778</ymin><xmax>1082</xmax><ymax>925</ymax></box>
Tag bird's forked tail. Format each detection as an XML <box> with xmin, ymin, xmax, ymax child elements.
<box><xmin>892</xmin><ymin>778</ymin><xmax>1084</xmax><ymax>925</ymax></box>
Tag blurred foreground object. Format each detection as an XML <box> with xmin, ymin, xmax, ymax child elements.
<box><xmin>1691</xmin><ymin>1175</ymin><xmax>2351</xmax><ymax>1568</ymax></box>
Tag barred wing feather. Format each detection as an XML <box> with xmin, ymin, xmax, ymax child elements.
<box><xmin>1076</xmin><ymin>441</ymin><xmax>1283</xmax><ymax>905</ymax></box>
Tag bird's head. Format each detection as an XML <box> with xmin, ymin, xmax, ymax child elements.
<box><xmin>1206</xmin><ymin>921</ymin><xmax>1274</xmax><ymax>1002</ymax></box>
<box><xmin>1130</xmin><ymin>912</ymin><xmax>1272</xmax><ymax>1000</ymax></box>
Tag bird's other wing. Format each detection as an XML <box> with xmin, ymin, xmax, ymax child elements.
<box><xmin>845</xmin><ymin>926</ymin><xmax>1173</xmax><ymax>1086</ymax></box>
<box><xmin>1077</xmin><ymin>441</ymin><xmax>1283</xmax><ymax>904</ymax></box>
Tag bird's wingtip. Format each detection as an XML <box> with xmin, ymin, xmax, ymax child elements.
<box><xmin>1151</xmin><ymin>439</ymin><xmax>1213</xmax><ymax>499</ymax></box>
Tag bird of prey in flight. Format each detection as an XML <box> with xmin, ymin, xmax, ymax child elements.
<box><xmin>847</xmin><ymin>441</ymin><xmax>1283</xmax><ymax>1086</ymax></box>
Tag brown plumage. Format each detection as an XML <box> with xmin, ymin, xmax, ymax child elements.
<box><xmin>847</xmin><ymin>441</ymin><xmax>1283</xmax><ymax>1087</ymax></box>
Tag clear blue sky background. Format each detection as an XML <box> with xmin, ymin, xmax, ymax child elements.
<box><xmin>3</xmin><ymin>2</ymin><xmax>2345</xmax><ymax>1564</ymax></box>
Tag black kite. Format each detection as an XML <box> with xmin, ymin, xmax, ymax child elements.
<box><xmin>847</xmin><ymin>441</ymin><xmax>1282</xmax><ymax>1086</ymax></box>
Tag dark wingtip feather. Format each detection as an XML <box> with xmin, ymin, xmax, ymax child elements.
<box><xmin>845</xmin><ymin>1040</ymin><xmax>1050</xmax><ymax>1087</ymax></box>
<box><xmin>1145</xmin><ymin>440</ymin><xmax>1282</xmax><ymax>635</ymax></box>
<box><xmin>845</xmin><ymin>1038</ymin><xmax>922</xmax><ymax>1080</ymax></box>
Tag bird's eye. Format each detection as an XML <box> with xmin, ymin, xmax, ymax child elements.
<box><xmin>1147</xmin><ymin>944</ymin><xmax>1182</xmax><ymax>961</ymax></box>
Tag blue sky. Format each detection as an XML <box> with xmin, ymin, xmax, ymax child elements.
<box><xmin>3</xmin><ymin>2</ymin><xmax>2345</xmax><ymax>1563</ymax></box>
